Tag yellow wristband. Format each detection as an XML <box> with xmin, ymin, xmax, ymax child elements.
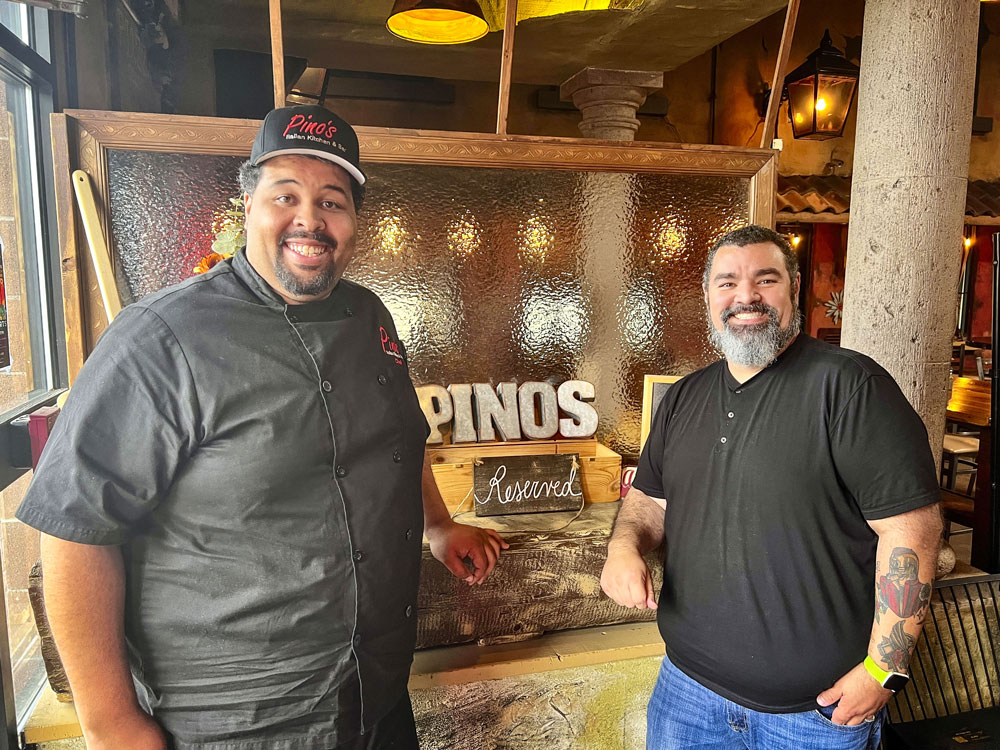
<box><xmin>863</xmin><ymin>655</ymin><xmax>890</xmax><ymax>683</ymax></box>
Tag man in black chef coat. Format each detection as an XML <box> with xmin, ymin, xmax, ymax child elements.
<box><xmin>18</xmin><ymin>104</ymin><xmax>506</xmax><ymax>750</ymax></box>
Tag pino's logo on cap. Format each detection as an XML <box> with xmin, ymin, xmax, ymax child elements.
<box><xmin>283</xmin><ymin>114</ymin><xmax>339</xmax><ymax>141</ymax></box>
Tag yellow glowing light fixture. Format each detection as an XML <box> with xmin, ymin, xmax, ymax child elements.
<box><xmin>785</xmin><ymin>30</ymin><xmax>860</xmax><ymax>140</ymax></box>
<box><xmin>387</xmin><ymin>0</ymin><xmax>489</xmax><ymax>44</ymax></box>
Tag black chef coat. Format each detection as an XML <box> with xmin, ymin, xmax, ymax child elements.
<box><xmin>17</xmin><ymin>249</ymin><xmax>429</xmax><ymax>749</ymax></box>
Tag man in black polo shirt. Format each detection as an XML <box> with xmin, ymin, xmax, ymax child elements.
<box><xmin>17</xmin><ymin>105</ymin><xmax>506</xmax><ymax>750</ymax></box>
<box><xmin>601</xmin><ymin>225</ymin><xmax>942</xmax><ymax>749</ymax></box>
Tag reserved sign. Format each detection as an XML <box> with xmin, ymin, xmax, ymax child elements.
<box><xmin>473</xmin><ymin>454</ymin><xmax>583</xmax><ymax>517</ymax></box>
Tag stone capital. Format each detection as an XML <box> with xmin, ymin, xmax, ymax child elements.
<box><xmin>559</xmin><ymin>67</ymin><xmax>664</xmax><ymax>141</ymax></box>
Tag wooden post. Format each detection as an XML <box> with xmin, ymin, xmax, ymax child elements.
<box><xmin>760</xmin><ymin>0</ymin><xmax>800</xmax><ymax>149</ymax></box>
<box><xmin>269</xmin><ymin>0</ymin><xmax>285</xmax><ymax>109</ymax></box>
<box><xmin>496</xmin><ymin>0</ymin><xmax>518</xmax><ymax>136</ymax></box>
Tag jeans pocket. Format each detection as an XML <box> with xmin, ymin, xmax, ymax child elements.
<box><xmin>811</xmin><ymin>708</ymin><xmax>873</xmax><ymax>731</ymax></box>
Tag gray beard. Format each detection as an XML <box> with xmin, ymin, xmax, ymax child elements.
<box><xmin>708</xmin><ymin>302</ymin><xmax>801</xmax><ymax>368</ymax></box>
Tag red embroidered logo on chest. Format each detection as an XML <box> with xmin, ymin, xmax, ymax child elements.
<box><xmin>380</xmin><ymin>326</ymin><xmax>404</xmax><ymax>365</ymax></box>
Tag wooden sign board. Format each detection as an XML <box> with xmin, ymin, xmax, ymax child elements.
<box><xmin>473</xmin><ymin>454</ymin><xmax>583</xmax><ymax>517</ymax></box>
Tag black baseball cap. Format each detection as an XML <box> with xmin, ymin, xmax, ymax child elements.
<box><xmin>250</xmin><ymin>105</ymin><xmax>366</xmax><ymax>185</ymax></box>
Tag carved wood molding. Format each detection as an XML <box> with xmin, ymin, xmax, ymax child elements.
<box><xmin>62</xmin><ymin>110</ymin><xmax>775</xmax><ymax>176</ymax></box>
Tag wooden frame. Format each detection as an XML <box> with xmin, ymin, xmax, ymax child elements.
<box><xmin>640</xmin><ymin>375</ymin><xmax>682</xmax><ymax>450</ymax></box>
<box><xmin>51</xmin><ymin>109</ymin><xmax>778</xmax><ymax>380</ymax></box>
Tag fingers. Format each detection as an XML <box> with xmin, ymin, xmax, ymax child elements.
<box><xmin>442</xmin><ymin>548</ymin><xmax>475</xmax><ymax>583</ymax></box>
<box><xmin>600</xmin><ymin>554</ymin><xmax>655</xmax><ymax>609</ymax></box>
<box><xmin>816</xmin><ymin>686</ymin><xmax>842</xmax><ymax>708</ymax></box>
<box><xmin>469</xmin><ymin>536</ymin><xmax>499</xmax><ymax>585</ymax></box>
<box><xmin>486</xmin><ymin>528</ymin><xmax>510</xmax><ymax>550</ymax></box>
<box><xmin>644</xmin><ymin>569</ymin><xmax>658</xmax><ymax>609</ymax></box>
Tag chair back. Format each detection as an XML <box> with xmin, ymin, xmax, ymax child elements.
<box><xmin>888</xmin><ymin>574</ymin><xmax>1000</xmax><ymax>723</ymax></box>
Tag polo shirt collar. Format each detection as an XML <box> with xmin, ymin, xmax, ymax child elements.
<box><xmin>722</xmin><ymin>333</ymin><xmax>806</xmax><ymax>391</ymax></box>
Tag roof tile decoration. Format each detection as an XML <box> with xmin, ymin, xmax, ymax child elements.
<box><xmin>777</xmin><ymin>175</ymin><xmax>1000</xmax><ymax>218</ymax></box>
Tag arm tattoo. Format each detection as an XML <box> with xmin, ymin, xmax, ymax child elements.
<box><xmin>878</xmin><ymin>620</ymin><xmax>916</xmax><ymax>672</ymax></box>
<box><xmin>877</xmin><ymin>547</ymin><xmax>931</xmax><ymax>621</ymax></box>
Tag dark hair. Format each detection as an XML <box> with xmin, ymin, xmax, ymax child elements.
<box><xmin>702</xmin><ymin>224</ymin><xmax>798</xmax><ymax>288</ymax></box>
<box><xmin>238</xmin><ymin>157</ymin><xmax>366</xmax><ymax>213</ymax></box>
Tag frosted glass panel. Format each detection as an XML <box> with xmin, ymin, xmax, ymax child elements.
<box><xmin>107</xmin><ymin>151</ymin><xmax>750</xmax><ymax>457</ymax></box>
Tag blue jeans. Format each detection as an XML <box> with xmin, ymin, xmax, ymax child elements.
<box><xmin>647</xmin><ymin>655</ymin><xmax>884</xmax><ymax>750</ymax></box>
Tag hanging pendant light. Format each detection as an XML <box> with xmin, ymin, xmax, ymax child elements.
<box><xmin>387</xmin><ymin>0</ymin><xmax>489</xmax><ymax>45</ymax></box>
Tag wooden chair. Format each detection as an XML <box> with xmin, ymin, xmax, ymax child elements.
<box><xmin>941</xmin><ymin>434</ymin><xmax>979</xmax><ymax>493</ymax></box>
<box><xmin>945</xmin><ymin>377</ymin><xmax>993</xmax><ymax>571</ymax></box>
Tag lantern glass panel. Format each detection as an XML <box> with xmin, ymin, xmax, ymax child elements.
<box><xmin>814</xmin><ymin>74</ymin><xmax>856</xmax><ymax>137</ymax></box>
<box><xmin>787</xmin><ymin>76</ymin><xmax>818</xmax><ymax>139</ymax></box>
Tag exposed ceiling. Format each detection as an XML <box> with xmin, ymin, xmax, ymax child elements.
<box><xmin>185</xmin><ymin>0</ymin><xmax>789</xmax><ymax>86</ymax></box>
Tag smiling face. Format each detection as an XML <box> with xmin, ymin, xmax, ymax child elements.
<box><xmin>243</xmin><ymin>155</ymin><xmax>358</xmax><ymax>305</ymax></box>
<box><xmin>704</xmin><ymin>241</ymin><xmax>801</xmax><ymax>373</ymax></box>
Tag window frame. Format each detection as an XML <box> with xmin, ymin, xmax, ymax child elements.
<box><xmin>0</xmin><ymin>10</ymin><xmax>69</xmax><ymax>745</ymax></box>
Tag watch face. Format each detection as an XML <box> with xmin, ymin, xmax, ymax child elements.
<box><xmin>884</xmin><ymin>673</ymin><xmax>910</xmax><ymax>692</ymax></box>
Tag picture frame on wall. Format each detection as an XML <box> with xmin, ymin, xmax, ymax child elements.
<box><xmin>640</xmin><ymin>375</ymin><xmax>681</xmax><ymax>450</ymax></box>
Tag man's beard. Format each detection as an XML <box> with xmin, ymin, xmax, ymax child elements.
<box><xmin>707</xmin><ymin>300</ymin><xmax>801</xmax><ymax>368</ymax></box>
<box><xmin>274</xmin><ymin>231</ymin><xmax>340</xmax><ymax>297</ymax></box>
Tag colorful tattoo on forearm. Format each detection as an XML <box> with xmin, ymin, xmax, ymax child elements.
<box><xmin>877</xmin><ymin>547</ymin><xmax>931</xmax><ymax>621</ymax></box>
<box><xmin>878</xmin><ymin>620</ymin><xmax>916</xmax><ymax>672</ymax></box>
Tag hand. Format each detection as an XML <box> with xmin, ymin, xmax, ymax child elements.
<box><xmin>601</xmin><ymin>544</ymin><xmax>657</xmax><ymax>609</ymax></box>
<box><xmin>816</xmin><ymin>662</ymin><xmax>893</xmax><ymax>725</ymax></box>
<box><xmin>426</xmin><ymin>520</ymin><xmax>508</xmax><ymax>585</ymax></box>
<box><xmin>84</xmin><ymin>709</ymin><xmax>167</xmax><ymax>750</ymax></box>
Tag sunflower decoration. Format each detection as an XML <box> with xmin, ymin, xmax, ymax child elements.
<box><xmin>193</xmin><ymin>196</ymin><xmax>246</xmax><ymax>274</ymax></box>
<box><xmin>823</xmin><ymin>290</ymin><xmax>844</xmax><ymax>325</ymax></box>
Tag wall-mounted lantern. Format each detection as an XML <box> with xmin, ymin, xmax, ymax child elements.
<box><xmin>785</xmin><ymin>30</ymin><xmax>860</xmax><ymax>140</ymax></box>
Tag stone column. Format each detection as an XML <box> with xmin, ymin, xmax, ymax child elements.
<box><xmin>560</xmin><ymin>67</ymin><xmax>663</xmax><ymax>141</ymax></box>
<box><xmin>841</xmin><ymin>0</ymin><xmax>978</xmax><ymax>458</ymax></box>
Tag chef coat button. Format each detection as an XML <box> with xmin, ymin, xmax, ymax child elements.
<box><xmin>393</xmin><ymin>450</ymin><xmax>401</xmax><ymax>463</ymax></box>
<box><xmin>405</xmin><ymin>528</ymin><xmax>413</xmax><ymax>540</ymax></box>
<box><xmin>378</xmin><ymin>374</ymin><xmax>388</xmax><ymax>386</ymax></box>
<box><xmin>353</xmin><ymin>633</ymin><xmax>361</xmax><ymax>647</ymax></box>
<box><xmin>322</xmin><ymin>380</ymin><xmax>333</xmax><ymax>392</ymax></box>
<box><xmin>353</xmin><ymin>550</ymin><xmax>364</xmax><ymax>562</ymax></box>
<box><xmin>720</xmin><ymin>437</ymin><xmax>727</xmax><ymax>444</ymax></box>
<box><xmin>405</xmin><ymin>605</ymin><xmax>413</xmax><ymax>618</ymax></box>
<box><xmin>728</xmin><ymin>412</ymin><xmax>734</xmax><ymax>418</ymax></box>
<box><xmin>336</xmin><ymin>465</ymin><xmax>347</xmax><ymax>478</ymax></box>
<box><xmin>345</xmin><ymin>307</ymin><xmax>354</xmax><ymax>317</ymax></box>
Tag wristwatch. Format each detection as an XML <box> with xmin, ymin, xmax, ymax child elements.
<box><xmin>864</xmin><ymin>655</ymin><xmax>910</xmax><ymax>692</ymax></box>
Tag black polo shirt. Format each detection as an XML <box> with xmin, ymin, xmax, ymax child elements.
<box><xmin>633</xmin><ymin>334</ymin><xmax>940</xmax><ymax>713</ymax></box>
<box><xmin>17</xmin><ymin>250</ymin><xmax>428</xmax><ymax>749</ymax></box>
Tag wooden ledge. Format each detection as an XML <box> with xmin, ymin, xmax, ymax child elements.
<box><xmin>409</xmin><ymin>621</ymin><xmax>664</xmax><ymax>690</ymax></box>
<box><xmin>21</xmin><ymin>622</ymin><xmax>666</xmax><ymax>741</ymax></box>
<box><xmin>21</xmin><ymin>684</ymin><xmax>81</xmax><ymax>744</ymax></box>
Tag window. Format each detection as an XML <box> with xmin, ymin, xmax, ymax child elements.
<box><xmin>0</xmin><ymin>2</ymin><xmax>66</xmax><ymax>740</ymax></box>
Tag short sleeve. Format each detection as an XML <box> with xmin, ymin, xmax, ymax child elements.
<box><xmin>632</xmin><ymin>391</ymin><xmax>672</xmax><ymax>499</ymax></box>
<box><xmin>15</xmin><ymin>306</ymin><xmax>200</xmax><ymax>544</ymax></box>
<box><xmin>829</xmin><ymin>374</ymin><xmax>940</xmax><ymax>520</ymax></box>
